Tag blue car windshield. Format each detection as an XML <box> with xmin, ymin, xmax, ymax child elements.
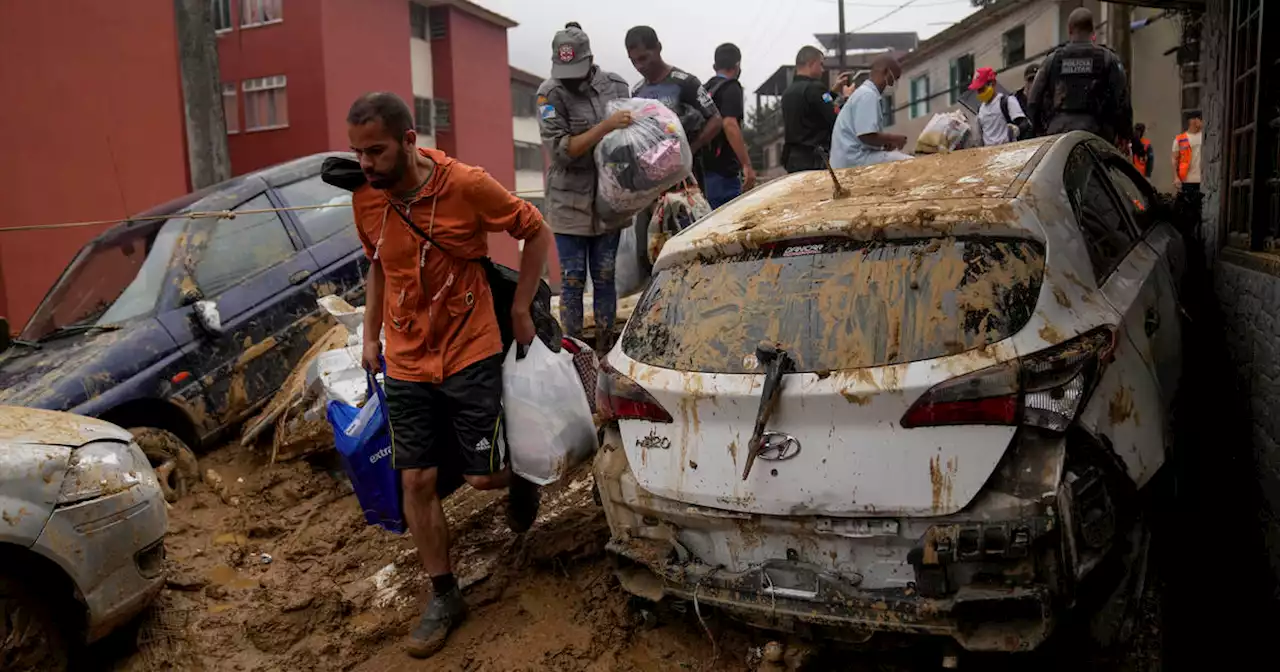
<box><xmin>20</xmin><ymin>216</ymin><xmax>188</xmax><ymax>341</ymax></box>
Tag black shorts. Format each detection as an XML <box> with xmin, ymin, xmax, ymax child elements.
<box><xmin>384</xmin><ymin>354</ymin><xmax>505</xmax><ymax>475</ymax></box>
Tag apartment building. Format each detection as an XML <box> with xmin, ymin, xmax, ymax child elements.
<box><xmin>886</xmin><ymin>0</ymin><xmax>1186</xmax><ymax>187</ymax></box>
<box><xmin>0</xmin><ymin>0</ymin><xmax>522</xmax><ymax>327</ymax></box>
<box><xmin>510</xmin><ymin>66</ymin><xmax>546</xmax><ymax>212</ymax></box>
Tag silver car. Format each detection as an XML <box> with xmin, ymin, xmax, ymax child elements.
<box><xmin>0</xmin><ymin>406</ymin><xmax>168</xmax><ymax>670</ymax></box>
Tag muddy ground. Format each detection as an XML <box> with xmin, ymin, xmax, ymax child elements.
<box><xmin>76</xmin><ymin>433</ymin><xmax>1176</xmax><ymax>672</ymax></box>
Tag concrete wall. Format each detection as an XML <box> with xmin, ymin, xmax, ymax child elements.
<box><xmin>0</xmin><ymin>0</ymin><xmax>190</xmax><ymax>328</ymax></box>
<box><xmin>1197</xmin><ymin>0</ymin><xmax>1280</xmax><ymax>584</ymax></box>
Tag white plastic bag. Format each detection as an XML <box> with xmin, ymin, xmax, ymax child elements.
<box><xmin>502</xmin><ymin>338</ymin><xmax>598</xmax><ymax>486</ymax></box>
<box><xmin>594</xmin><ymin>98</ymin><xmax>693</xmax><ymax>225</ymax></box>
<box><xmin>914</xmin><ymin>111</ymin><xmax>972</xmax><ymax>154</ymax></box>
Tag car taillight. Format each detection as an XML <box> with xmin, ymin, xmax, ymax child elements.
<box><xmin>597</xmin><ymin>359</ymin><xmax>673</xmax><ymax>424</ymax></box>
<box><xmin>901</xmin><ymin>327</ymin><xmax>1117</xmax><ymax>431</ymax></box>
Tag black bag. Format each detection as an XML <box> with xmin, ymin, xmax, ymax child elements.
<box><xmin>320</xmin><ymin>157</ymin><xmax>561</xmax><ymax>355</ymax></box>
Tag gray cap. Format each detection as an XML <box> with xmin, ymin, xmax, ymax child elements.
<box><xmin>551</xmin><ymin>23</ymin><xmax>592</xmax><ymax>79</ymax></box>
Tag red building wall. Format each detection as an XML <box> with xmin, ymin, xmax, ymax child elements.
<box><xmin>0</xmin><ymin>0</ymin><xmax>190</xmax><ymax>329</ymax></box>
<box><xmin>320</xmin><ymin>0</ymin><xmax>414</xmax><ymax>151</ymax></box>
<box><xmin>432</xmin><ymin>6</ymin><xmax>520</xmax><ymax>268</ymax></box>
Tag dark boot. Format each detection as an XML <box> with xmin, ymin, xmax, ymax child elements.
<box><xmin>405</xmin><ymin>586</ymin><xmax>467</xmax><ymax>659</ymax></box>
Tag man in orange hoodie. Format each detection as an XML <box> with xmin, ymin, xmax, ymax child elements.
<box><xmin>346</xmin><ymin>92</ymin><xmax>552</xmax><ymax>659</ymax></box>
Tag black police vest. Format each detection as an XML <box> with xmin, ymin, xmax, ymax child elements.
<box><xmin>1052</xmin><ymin>43</ymin><xmax>1108</xmax><ymax>114</ymax></box>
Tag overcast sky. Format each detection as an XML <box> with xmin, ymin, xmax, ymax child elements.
<box><xmin>475</xmin><ymin>0</ymin><xmax>982</xmax><ymax>105</ymax></box>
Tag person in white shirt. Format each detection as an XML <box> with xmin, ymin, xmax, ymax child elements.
<box><xmin>969</xmin><ymin>67</ymin><xmax>1030</xmax><ymax>146</ymax></box>
<box><xmin>830</xmin><ymin>55</ymin><xmax>911</xmax><ymax>168</ymax></box>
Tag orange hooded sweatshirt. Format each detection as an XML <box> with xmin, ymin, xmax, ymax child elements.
<box><xmin>353</xmin><ymin>147</ymin><xmax>544</xmax><ymax>384</ymax></box>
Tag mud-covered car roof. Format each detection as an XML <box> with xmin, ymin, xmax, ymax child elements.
<box><xmin>662</xmin><ymin>138</ymin><xmax>1056</xmax><ymax>265</ymax></box>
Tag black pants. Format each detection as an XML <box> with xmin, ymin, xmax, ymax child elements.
<box><xmin>782</xmin><ymin>146</ymin><xmax>826</xmax><ymax>173</ymax></box>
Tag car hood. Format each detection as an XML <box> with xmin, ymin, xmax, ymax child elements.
<box><xmin>0</xmin><ymin>406</ymin><xmax>132</xmax><ymax>447</ymax></box>
<box><xmin>0</xmin><ymin>323</ymin><xmax>151</xmax><ymax>409</ymax></box>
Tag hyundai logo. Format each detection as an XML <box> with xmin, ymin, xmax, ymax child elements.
<box><xmin>756</xmin><ymin>432</ymin><xmax>801</xmax><ymax>461</ymax></box>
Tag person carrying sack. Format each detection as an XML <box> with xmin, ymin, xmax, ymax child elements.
<box><xmin>344</xmin><ymin>92</ymin><xmax>553</xmax><ymax>660</ymax></box>
<box><xmin>536</xmin><ymin>21</ymin><xmax>632</xmax><ymax>351</ymax></box>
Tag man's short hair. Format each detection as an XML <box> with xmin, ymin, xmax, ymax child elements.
<box><xmin>796</xmin><ymin>46</ymin><xmax>824</xmax><ymax>68</ymax></box>
<box><xmin>625</xmin><ymin>26</ymin><xmax>659</xmax><ymax>50</ymax></box>
<box><xmin>347</xmin><ymin>92</ymin><xmax>414</xmax><ymax>139</ymax></box>
<box><xmin>1068</xmin><ymin>7</ymin><xmax>1094</xmax><ymax>34</ymax></box>
<box><xmin>715</xmin><ymin>43</ymin><xmax>741</xmax><ymax>70</ymax></box>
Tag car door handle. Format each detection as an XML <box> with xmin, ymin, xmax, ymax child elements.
<box><xmin>1144</xmin><ymin>307</ymin><xmax>1160</xmax><ymax>336</ymax></box>
<box><xmin>289</xmin><ymin>270</ymin><xmax>312</xmax><ymax>286</ymax></box>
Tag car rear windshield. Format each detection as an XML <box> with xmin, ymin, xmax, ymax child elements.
<box><xmin>622</xmin><ymin>237</ymin><xmax>1045</xmax><ymax>374</ymax></box>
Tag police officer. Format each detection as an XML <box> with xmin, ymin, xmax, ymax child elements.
<box><xmin>781</xmin><ymin>46</ymin><xmax>843</xmax><ymax>173</ymax></box>
<box><xmin>536</xmin><ymin>22</ymin><xmax>632</xmax><ymax>350</ymax></box>
<box><xmin>1027</xmin><ymin>7</ymin><xmax>1132</xmax><ymax>150</ymax></box>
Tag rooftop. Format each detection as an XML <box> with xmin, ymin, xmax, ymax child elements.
<box><xmin>510</xmin><ymin>65</ymin><xmax>544</xmax><ymax>86</ymax></box>
<box><xmin>423</xmin><ymin>0</ymin><xmax>517</xmax><ymax>29</ymax></box>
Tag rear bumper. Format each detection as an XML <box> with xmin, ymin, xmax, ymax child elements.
<box><xmin>609</xmin><ymin>536</ymin><xmax>1052</xmax><ymax>652</ymax></box>
<box><xmin>593</xmin><ymin>429</ymin><xmax>1063</xmax><ymax>652</ymax></box>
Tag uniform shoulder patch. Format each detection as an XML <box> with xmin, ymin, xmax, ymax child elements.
<box><xmin>536</xmin><ymin>95</ymin><xmax>549</xmax><ymax>106</ymax></box>
<box><xmin>540</xmin><ymin>104</ymin><xmax>557</xmax><ymax>120</ymax></box>
<box><xmin>822</xmin><ymin>92</ymin><xmax>834</xmax><ymax>104</ymax></box>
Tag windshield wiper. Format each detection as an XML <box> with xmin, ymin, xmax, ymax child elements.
<box><xmin>36</xmin><ymin>323</ymin><xmax>122</xmax><ymax>343</ymax></box>
<box><xmin>8</xmin><ymin>339</ymin><xmax>41</xmax><ymax>350</ymax></box>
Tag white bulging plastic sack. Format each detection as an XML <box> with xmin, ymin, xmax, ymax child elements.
<box><xmin>914</xmin><ymin>111</ymin><xmax>972</xmax><ymax>154</ymax></box>
<box><xmin>502</xmin><ymin>338</ymin><xmax>598</xmax><ymax>486</ymax></box>
<box><xmin>594</xmin><ymin>98</ymin><xmax>693</xmax><ymax>225</ymax></box>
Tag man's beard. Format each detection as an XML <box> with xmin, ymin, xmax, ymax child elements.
<box><xmin>367</xmin><ymin>146</ymin><xmax>410</xmax><ymax>190</ymax></box>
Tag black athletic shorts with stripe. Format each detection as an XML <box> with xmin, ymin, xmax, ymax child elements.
<box><xmin>384</xmin><ymin>354</ymin><xmax>505</xmax><ymax>475</ymax></box>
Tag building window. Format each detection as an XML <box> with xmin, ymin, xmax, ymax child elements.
<box><xmin>1002</xmin><ymin>25</ymin><xmax>1026</xmax><ymax>67</ymax></box>
<box><xmin>881</xmin><ymin>94</ymin><xmax>895</xmax><ymax>127</ymax></box>
<box><xmin>515</xmin><ymin>142</ymin><xmax>542</xmax><ymax>172</ymax></box>
<box><xmin>222</xmin><ymin>83</ymin><xmax>238</xmax><ymax>134</ymax></box>
<box><xmin>410</xmin><ymin>2</ymin><xmax>428</xmax><ymax>40</ymax></box>
<box><xmin>211</xmin><ymin>0</ymin><xmax>233</xmax><ymax>32</ymax></box>
<box><xmin>243</xmin><ymin>75</ymin><xmax>288</xmax><ymax>131</ymax></box>
<box><xmin>241</xmin><ymin>0</ymin><xmax>282</xmax><ymax>28</ymax></box>
<box><xmin>428</xmin><ymin>7</ymin><xmax>447</xmax><ymax>39</ymax></box>
<box><xmin>511</xmin><ymin>82</ymin><xmax>538</xmax><ymax>118</ymax></box>
<box><xmin>949</xmin><ymin>54</ymin><xmax>974</xmax><ymax>105</ymax></box>
<box><xmin>434</xmin><ymin>99</ymin><xmax>452</xmax><ymax>131</ymax></box>
<box><xmin>909</xmin><ymin>75</ymin><xmax>930</xmax><ymax>120</ymax></box>
<box><xmin>1223</xmin><ymin>0</ymin><xmax>1278</xmax><ymax>250</ymax></box>
<box><xmin>414</xmin><ymin>96</ymin><xmax>433</xmax><ymax>135</ymax></box>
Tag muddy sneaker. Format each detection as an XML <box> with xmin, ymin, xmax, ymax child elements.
<box><xmin>506</xmin><ymin>473</ymin><xmax>541</xmax><ymax>533</ymax></box>
<box><xmin>405</xmin><ymin>586</ymin><xmax>467</xmax><ymax>659</ymax></box>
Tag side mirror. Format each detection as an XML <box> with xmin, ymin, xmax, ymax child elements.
<box><xmin>0</xmin><ymin>318</ymin><xmax>10</xmax><ymax>353</ymax></box>
<box><xmin>194</xmin><ymin>300</ymin><xmax>224</xmax><ymax>337</ymax></box>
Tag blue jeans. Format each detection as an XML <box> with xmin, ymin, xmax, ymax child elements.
<box><xmin>703</xmin><ymin>171</ymin><xmax>742</xmax><ymax>209</ymax></box>
<box><xmin>555</xmin><ymin>232</ymin><xmax>621</xmax><ymax>342</ymax></box>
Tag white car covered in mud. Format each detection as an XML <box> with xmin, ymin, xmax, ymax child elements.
<box><xmin>594</xmin><ymin>133</ymin><xmax>1183</xmax><ymax>653</ymax></box>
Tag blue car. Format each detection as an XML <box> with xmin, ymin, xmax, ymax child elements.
<box><xmin>0</xmin><ymin>153</ymin><xmax>368</xmax><ymax>499</ymax></box>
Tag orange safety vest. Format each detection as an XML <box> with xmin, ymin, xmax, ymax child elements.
<box><xmin>1131</xmin><ymin>137</ymin><xmax>1151</xmax><ymax>175</ymax></box>
<box><xmin>1175</xmin><ymin>133</ymin><xmax>1192</xmax><ymax>182</ymax></box>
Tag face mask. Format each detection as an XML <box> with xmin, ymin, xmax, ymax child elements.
<box><xmin>977</xmin><ymin>85</ymin><xmax>996</xmax><ymax>103</ymax></box>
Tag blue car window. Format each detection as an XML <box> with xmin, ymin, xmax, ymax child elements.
<box><xmin>278</xmin><ymin>175</ymin><xmax>353</xmax><ymax>243</ymax></box>
<box><xmin>195</xmin><ymin>194</ymin><xmax>296</xmax><ymax>296</ymax></box>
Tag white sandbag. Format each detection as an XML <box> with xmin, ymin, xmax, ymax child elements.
<box><xmin>502</xmin><ymin>339</ymin><xmax>598</xmax><ymax>486</ymax></box>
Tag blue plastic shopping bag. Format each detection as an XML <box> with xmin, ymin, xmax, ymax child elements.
<box><xmin>326</xmin><ymin>371</ymin><xmax>406</xmax><ymax>533</ymax></box>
